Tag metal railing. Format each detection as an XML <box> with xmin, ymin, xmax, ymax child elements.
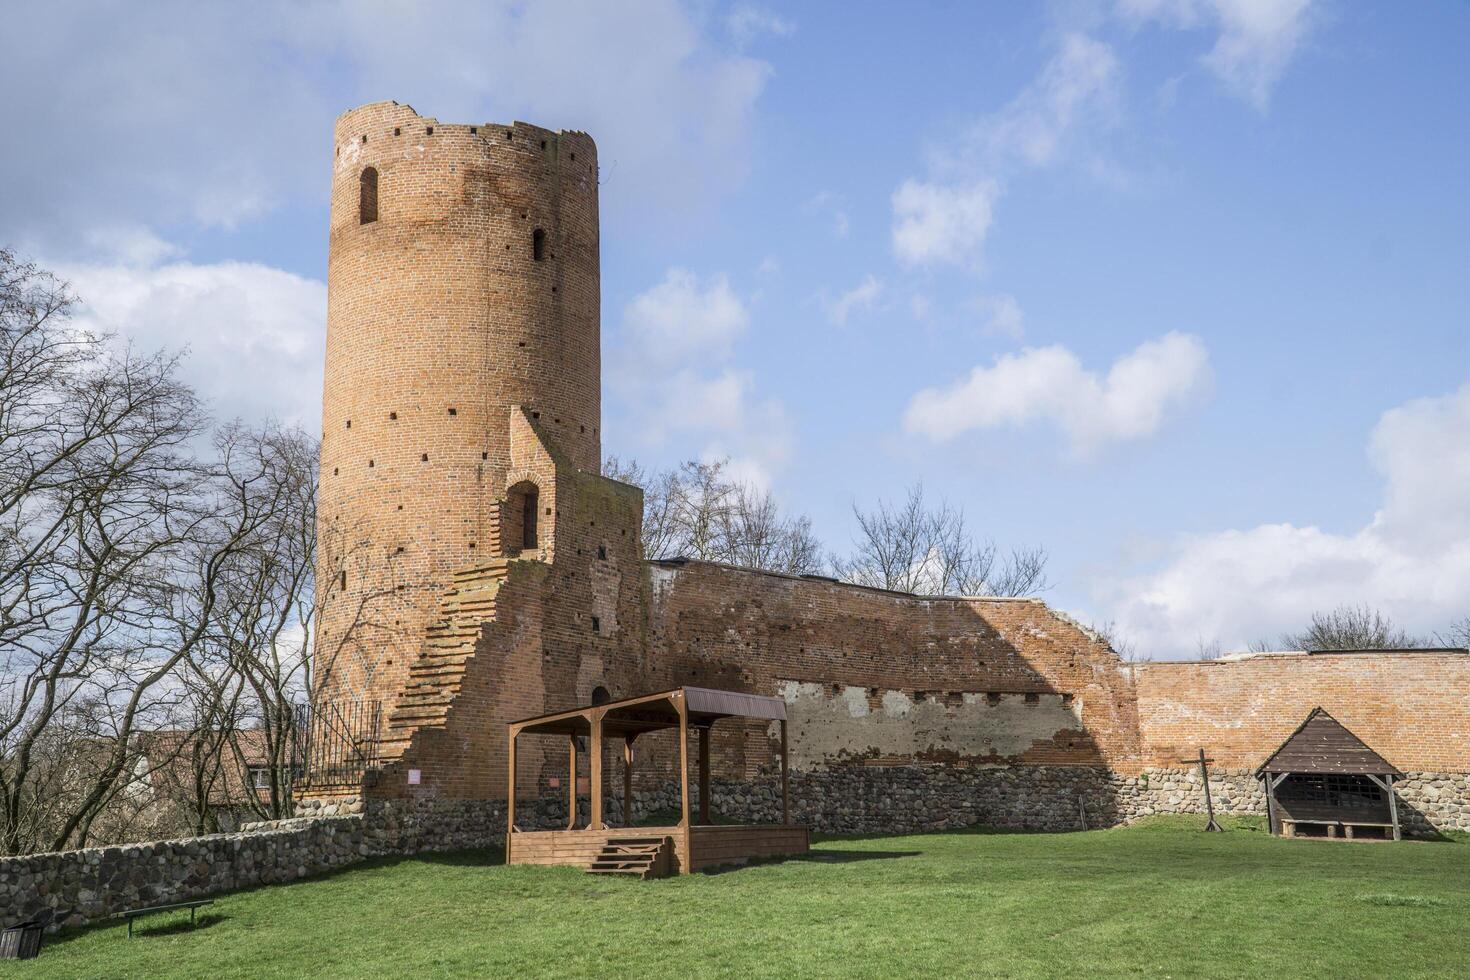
<box><xmin>295</xmin><ymin>699</ymin><xmax>381</xmax><ymax>788</ymax></box>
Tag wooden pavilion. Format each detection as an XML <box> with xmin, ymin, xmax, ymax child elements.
<box><xmin>1255</xmin><ymin>707</ymin><xmax>1404</xmax><ymax>841</ymax></box>
<box><xmin>505</xmin><ymin>687</ymin><xmax>809</xmax><ymax>876</ymax></box>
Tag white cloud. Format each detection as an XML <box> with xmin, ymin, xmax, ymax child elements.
<box><xmin>0</xmin><ymin>1</ymin><xmax>771</xmax><ymax>247</ymax></box>
<box><xmin>625</xmin><ymin>268</ymin><xmax>748</xmax><ymax>366</ymax></box>
<box><xmin>1118</xmin><ymin>0</ymin><xmax>1316</xmax><ymax>109</ymax></box>
<box><xmin>891</xmin><ymin>34</ymin><xmax>1117</xmax><ymax>269</ymax></box>
<box><xmin>611</xmin><ymin>267</ymin><xmax>793</xmax><ymax>483</ymax></box>
<box><xmin>804</xmin><ymin>191</ymin><xmax>850</xmax><ymax>239</ymax></box>
<box><xmin>726</xmin><ymin>5</ymin><xmax>797</xmax><ymax>46</ymax></box>
<box><xmin>972</xmin><ymin>33</ymin><xmax>1121</xmax><ymax>169</ymax></box>
<box><xmin>822</xmin><ymin>275</ymin><xmax>884</xmax><ymax>326</ymax></box>
<box><xmin>970</xmin><ymin>293</ymin><xmax>1026</xmax><ymax>340</ymax></box>
<box><xmin>1101</xmin><ymin>383</ymin><xmax>1470</xmax><ymax>656</ymax></box>
<box><xmin>903</xmin><ymin>331</ymin><xmax>1210</xmax><ymax>455</ymax></box>
<box><xmin>891</xmin><ymin>179</ymin><xmax>1000</xmax><ymax>268</ymax></box>
<box><xmin>56</xmin><ymin>256</ymin><xmax>327</xmax><ymax>432</ymax></box>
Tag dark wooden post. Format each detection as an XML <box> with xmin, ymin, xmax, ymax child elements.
<box><xmin>1180</xmin><ymin>748</ymin><xmax>1222</xmax><ymax>831</ymax></box>
<box><xmin>1266</xmin><ymin>772</ymin><xmax>1287</xmax><ymax>836</ymax></box>
<box><xmin>589</xmin><ymin>708</ymin><xmax>604</xmax><ymax>830</ymax></box>
<box><xmin>623</xmin><ymin>736</ymin><xmax>635</xmax><ymax>828</ymax></box>
<box><xmin>505</xmin><ymin>726</ymin><xmax>518</xmax><ymax>863</ymax></box>
<box><xmin>567</xmin><ymin>733</ymin><xmax>579</xmax><ymax>830</ymax></box>
<box><xmin>678</xmin><ymin>696</ymin><xmax>691</xmax><ymax>828</ymax></box>
<box><xmin>698</xmin><ymin>726</ymin><xmax>711</xmax><ymax>825</ymax></box>
<box><xmin>1386</xmin><ymin>774</ymin><xmax>1401</xmax><ymax>841</ymax></box>
<box><xmin>780</xmin><ymin>718</ymin><xmax>790</xmax><ymax>826</ymax></box>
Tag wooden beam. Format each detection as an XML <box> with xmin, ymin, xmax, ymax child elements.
<box><xmin>780</xmin><ymin>718</ymin><xmax>790</xmax><ymax>826</ymax></box>
<box><xmin>505</xmin><ymin>728</ymin><xmax>517</xmax><ymax>864</ymax></box>
<box><xmin>1386</xmin><ymin>774</ymin><xmax>1401</xmax><ymax>841</ymax></box>
<box><xmin>623</xmin><ymin>736</ymin><xmax>635</xmax><ymax>828</ymax></box>
<box><xmin>698</xmin><ymin>725</ymin><xmax>711</xmax><ymax>825</ymax></box>
<box><xmin>678</xmin><ymin>695</ymin><xmax>691</xmax><ymax>829</ymax></box>
<box><xmin>1266</xmin><ymin>772</ymin><xmax>1281</xmax><ymax>836</ymax></box>
<box><xmin>590</xmin><ymin>707</ymin><xmax>604</xmax><ymax>830</ymax></box>
<box><xmin>567</xmin><ymin>734</ymin><xmax>578</xmax><ymax>831</ymax></box>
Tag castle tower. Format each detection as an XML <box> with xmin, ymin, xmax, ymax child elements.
<box><xmin>314</xmin><ymin>101</ymin><xmax>600</xmax><ymax>716</ymax></box>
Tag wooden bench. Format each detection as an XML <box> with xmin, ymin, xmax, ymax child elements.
<box><xmin>123</xmin><ymin>900</ymin><xmax>214</xmax><ymax>938</ymax></box>
<box><xmin>1281</xmin><ymin>819</ymin><xmax>1395</xmax><ymax>841</ymax></box>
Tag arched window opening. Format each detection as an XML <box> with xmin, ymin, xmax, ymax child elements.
<box><xmin>532</xmin><ymin>228</ymin><xmax>546</xmax><ymax>261</ymax></box>
<box><xmin>359</xmin><ymin>167</ymin><xmax>378</xmax><ymax>224</ymax></box>
<box><xmin>591</xmin><ymin>686</ymin><xmax>611</xmax><ymax>705</ymax></box>
<box><xmin>504</xmin><ymin>481</ymin><xmax>541</xmax><ymax>555</ymax></box>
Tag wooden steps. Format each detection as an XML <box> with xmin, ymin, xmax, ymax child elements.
<box><xmin>586</xmin><ymin>836</ymin><xmax>673</xmax><ymax>879</ymax></box>
<box><xmin>379</xmin><ymin>559</ymin><xmax>513</xmax><ymax>760</ymax></box>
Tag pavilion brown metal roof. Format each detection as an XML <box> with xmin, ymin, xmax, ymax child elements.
<box><xmin>1254</xmin><ymin>707</ymin><xmax>1402</xmax><ymax>778</ymax></box>
<box><xmin>510</xmin><ymin>686</ymin><xmax>787</xmax><ymax>737</ymax></box>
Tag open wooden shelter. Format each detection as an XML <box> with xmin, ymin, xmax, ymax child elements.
<box><xmin>1255</xmin><ymin>707</ymin><xmax>1404</xmax><ymax>841</ymax></box>
<box><xmin>505</xmin><ymin>687</ymin><xmax>809</xmax><ymax>876</ymax></box>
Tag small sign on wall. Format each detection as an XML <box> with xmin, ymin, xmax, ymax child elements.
<box><xmin>407</xmin><ymin>769</ymin><xmax>422</xmax><ymax>785</ymax></box>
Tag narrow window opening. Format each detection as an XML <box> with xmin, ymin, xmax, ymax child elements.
<box><xmin>339</xmin><ymin>571</ymin><xmax>347</xmax><ymax>592</ymax></box>
<box><xmin>592</xmin><ymin>686</ymin><xmax>611</xmax><ymax>705</ymax></box>
<box><xmin>345</xmin><ymin>419</ymin><xmax>351</xmax><ymax>428</ymax></box>
<box><xmin>389</xmin><ymin>411</ymin><xmax>397</xmax><ymax>420</ymax></box>
<box><xmin>597</xmin><ymin>545</ymin><xmax>607</xmax><ymax>560</ymax></box>
<box><xmin>447</xmin><ymin>407</ymin><xmax>457</xmax><ymax>416</ymax></box>
<box><xmin>505</xmin><ymin>130</ymin><xmax>513</xmax><ymax>140</ymax></box>
<box><xmin>540</xmin><ymin>139</ymin><xmax>547</xmax><ymax>150</ymax></box>
<box><xmin>393</xmin><ymin>127</ymin><xmax>400</xmax><ymax>136</ymax></box>
<box><xmin>421</xmin><ymin>453</ymin><xmax>428</xmax><ymax>462</ymax></box>
<box><xmin>468</xmin><ymin>542</ymin><xmax>476</xmax><ymax>550</ymax></box>
<box><xmin>570</xmin><ymin>153</ymin><xmax>576</xmax><ymax>161</ymax></box>
<box><xmin>425</xmin><ymin>126</ymin><xmax>433</xmax><ymax>135</ymax></box>
<box><xmin>359</xmin><ymin>167</ymin><xmax>378</xmax><ymax>224</ymax></box>
<box><xmin>532</xmin><ymin>228</ymin><xmax>547</xmax><ymax>261</ymax></box>
<box><xmin>522</xmin><ymin>491</ymin><xmax>538</xmax><ymax>549</ymax></box>
<box><xmin>368</xmin><ymin>459</ymin><xmax>374</xmax><ymax>467</ymax></box>
<box><xmin>591</xmin><ymin>616</ymin><xmax>600</xmax><ymax>633</ymax></box>
<box><xmin>470</xmin><ymin>126</ymin><xmax>478</xmax><ymax>134</ymax></box>
<box><xmin>332</xmin><ymin>467</ymin><xmax>338</xmax><ymax>476</ymax></box>
<box><xmin>360</xmin><ymin>134</ymin><xmax>367</xmax><ymax>144</ymax></box>
<box><xmin>481</xmin><ymin>452</ymin><xmax>488</xmax><ymax>460</ymax></box>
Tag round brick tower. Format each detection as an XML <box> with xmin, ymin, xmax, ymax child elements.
<box><xmin>315</xmin><ymin>101</ymin><xmax>599</xmax><ymax>707</ymax></box>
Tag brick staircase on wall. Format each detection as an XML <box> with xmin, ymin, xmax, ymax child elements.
<box><xmin>378</xmin><ymin>559</ymin><xmax>512</xmax><ymax>763</ymax></box>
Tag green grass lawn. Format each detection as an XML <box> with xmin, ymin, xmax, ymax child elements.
<box><xmin>8</xmin><ymin>817</ymin><xmax>1469</xmax><ymax>979</ymax></box>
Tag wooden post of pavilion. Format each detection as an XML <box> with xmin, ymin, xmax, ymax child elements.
<box><xmin>698</xmin><ymin>726</ymin><xmax>711</xmax><ymax>825</ymax></box>
<box><xmin>780</xmin><ymin>718</ymin><xmax>790</xmax><ymax>826</ymax></box>
<box><xmin>567</xmin><ymin>733</ymin><xmax>579</xmax><ymax>830</ymax></box>
<box><xmin>623</xmin><ymin>736</ymin><xmax>635</xmax><ymax>828</ymax></box>
<box><xmin>505</xmin><ymin>725</ymin><xmax>518</xmax><ymax>863</ymax></box>
<box><xmin>677</xmin><ymin>695</ymin><xmax>691</xmax><ymax>827</ymax></box>
<box><xmin>589</xmin><ymin>707</ymin><xmax>605</xmax><ymax>830</ymax></box>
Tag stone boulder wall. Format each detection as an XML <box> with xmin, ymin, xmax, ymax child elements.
<box><xmin>0</xmin><ymin>816</ymin><xmax>368</xmax><ymax>933</ymax></box>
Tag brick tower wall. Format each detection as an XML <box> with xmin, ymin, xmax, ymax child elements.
<box><xmin>315</xmin><ymin>102</ymin><xmax>600</xmax><ymax>712</ymax></box>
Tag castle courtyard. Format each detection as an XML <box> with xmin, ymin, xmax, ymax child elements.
<box><xmin>8</xmin><ymin>818</ymin><xmax>1467</xmax><ymax>979</ymax></box>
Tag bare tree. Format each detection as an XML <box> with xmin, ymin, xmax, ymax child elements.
<box><xmin>1436</xmin><ymin>616</ymin><xmax>1470</xmax><ymax>650</ymax></box>
<box><xmin>0</xmin><ymin>250</ymin><xmax>292</xmax><ymax>853</ymax></box>
<box><xmin>1089</xmin><ymin>619</ymin><xmax>1142</xmax><ymax>662</ymax></box>
<box><xmin>833</xmin><ymin>483</ymin><xmax>1049</xmax><ymax>597</ymax></box>
<box><xmin>1280</xmin><ymin>605</ymin><xmax>1425</xmax><ymax>652</ymax></box>
<box><xmin>603</xmin><ymin>456</ymin><xmax>823</xmax><ymax>575</ymax></box>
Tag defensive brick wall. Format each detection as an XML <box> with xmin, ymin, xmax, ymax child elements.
<box><xmin>1133</xmin><ymin>651</ymin><xmax>1470</xmax><ymax>772</ymax></box>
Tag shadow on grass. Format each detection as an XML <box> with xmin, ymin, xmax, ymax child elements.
<box><xmin>128</xmin><ymin>911</ymin><xmax>227</xmax><ymax>939</ymax></box>
<box><xmin>694</xmin><ymin>848</ymin><xmax>920</xmax><ymax>876</ymax></box>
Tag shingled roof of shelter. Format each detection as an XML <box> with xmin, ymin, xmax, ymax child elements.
<box><xmin>1254</xmin><ymin>707</ymin><xmax>1402</xmax><ymax>778</ymax></box>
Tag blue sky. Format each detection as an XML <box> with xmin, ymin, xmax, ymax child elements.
<box><xmin>2</xmin><ymin>1</ymin><xmax>1467</xmax><ymax>658</ymax></box>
